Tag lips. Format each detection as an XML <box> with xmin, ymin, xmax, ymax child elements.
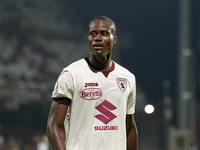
<box><xmin>93</xmin><ymin>43</ymin><xmax>103</xmax><ymax>50</ymax></box>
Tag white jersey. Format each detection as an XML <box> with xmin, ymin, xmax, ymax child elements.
<box><xmin>52</xmin><ymin>58</ymin><xmax>136</xmax><ymax>150</ymax></box>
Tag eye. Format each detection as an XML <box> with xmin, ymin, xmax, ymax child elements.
<box><xmin>102</xmin><ymin>31</ymin><xmax>107</xmax><ymax>36</ymax></box>
<box><xmin>90</xmin><ymin>32</ymin><xmax>97</xmax><ymax>37</ymax></box>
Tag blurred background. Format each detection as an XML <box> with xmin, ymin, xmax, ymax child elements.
<box><xmin>0</xmin><ymin>0</ymin><xmax>199</xmax><ymax>149</ymax></box>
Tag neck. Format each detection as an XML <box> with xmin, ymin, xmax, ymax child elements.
<box><xmin>89</xmin><ymin>53</ymin><xmax>112</xmax><ymax>71</ymax></box>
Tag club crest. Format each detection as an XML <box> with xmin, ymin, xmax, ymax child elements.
<box><xmin>116</xmin><ymin>78</ymin><xmax>127</xmax><ymax>92</ymax></box>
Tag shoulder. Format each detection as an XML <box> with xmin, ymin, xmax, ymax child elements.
<box><xmin>67</xmin><ymin>58</ymin><xmax>86</xmax><ymax>68</ymax></box>
<box><xmin>59</xmin><ymin>58</ymin><xmax>90</xmax><ymax>79</ymax></box>
<box><xmin>62</xmin><ymin>58</ymin><xmax>87</xmax><ymax>72</ymax></box>
<box><xmin>114</xmin><ymin>61</ymin><xmax>135</xmax><ymax>79</ymax></box>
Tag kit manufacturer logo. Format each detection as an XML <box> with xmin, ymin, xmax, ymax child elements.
<box><xmin>84</xmin><ymin>83</ymin><xmax>99</xmax><ymax>87</ymax></box>
<box><xmin>116</xmin><ymin>78</ymin><xmax>127</xmax><ymax>92</ymax></box>
<box><xmin>95</xmin><ymin>100</ymin><xmax>117</xmax><ymax>125</ymax></box>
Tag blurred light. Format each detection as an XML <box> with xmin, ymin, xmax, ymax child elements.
<box><xmin>144</xmin><ymin>104</ymin><xmax>154</xmax><ymax>114</ymax></box>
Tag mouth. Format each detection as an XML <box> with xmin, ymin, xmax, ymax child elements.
<box><xmin>93</xmin><ymin>43</ymin><xmax>103</xmax><ymax>50</ymax></box>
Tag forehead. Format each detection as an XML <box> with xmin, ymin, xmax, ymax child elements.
<box><xmin>89</xmin><ymin>20</ymin><xmax>111</xmax><ymax>31</ymax></box>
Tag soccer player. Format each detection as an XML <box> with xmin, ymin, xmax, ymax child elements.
<box><xmin>47</xmin><ymin>16</ymin><xmax>138</xmax><ymax>150</ymax></box>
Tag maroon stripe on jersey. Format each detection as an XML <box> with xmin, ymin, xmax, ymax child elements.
<box><xmin>84</xmin><ymin>57</ymin><xmax>115</xmax><ymax>78</ymax></box>
<box><xmin>100</xmin><ymin>62</ymin><xmax>115</xmax><ymax>77</ymax></box>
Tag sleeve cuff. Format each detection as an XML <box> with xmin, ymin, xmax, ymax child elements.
<box><xmin>53</xmin><ymin>97</ymin><xmax>71</xmax><ymax>106</ymax></box>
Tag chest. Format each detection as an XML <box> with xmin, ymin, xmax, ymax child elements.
<box><xmin>73</xmin><ymin>71</ymin><xmax>130</xmax><ymax>103</ymax></box>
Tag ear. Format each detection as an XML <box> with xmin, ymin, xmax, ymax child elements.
<box><xmin>113</xmin><ymin>36</ymin><xmax>117</xmax><ymax>45</ymax></box>
<box><xmin>87</xmin><ymin>36</ymin><xmax>89</xmax><ymax>44</ymax></box>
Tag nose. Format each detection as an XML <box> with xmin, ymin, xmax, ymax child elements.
<box><xmin>95</xmin><ymin>33</ymin><xmax>102</xmax><ymax>41</ymax></box>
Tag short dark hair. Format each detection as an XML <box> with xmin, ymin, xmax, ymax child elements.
<box><xmin>88</xmin><ymin>16</ymin><xmax>116</xmax><ymax>36</ymax></box>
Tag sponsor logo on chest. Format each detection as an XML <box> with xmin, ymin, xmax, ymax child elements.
<box><xmin>94</xmin><ymin>100</ymin><xmax>118</xmax><ymax>131</ymax></box>
<box><xmin>94</xmin><ymin>126</ymin><xmax>118</xmax><ymax>131</ymax></box>
<box><xmin>80</xmin><ymin>83</ymin><xmax>102</xmax><ymax>100</ymax></box>
<box><xmin>80</xmin><ymin>88</ymin><xmax>103</xmax><ymax>100</ymax></box>
<box><xmin>80</xmin><ymin>82</ymin><xmax>120</xmax><ymax>131</ymax></box>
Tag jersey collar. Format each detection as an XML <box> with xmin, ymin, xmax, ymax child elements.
<box><xmin>84</xmin><ymin>57</ymin><xmax>115</xmax><ymax>78</ymax></box>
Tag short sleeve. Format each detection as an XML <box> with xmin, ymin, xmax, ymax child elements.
<box><xmin>126</xmin><ymin>75</ymin><xmax>136</xmax><ymax>114</ymax></box>
<box><xmin>52</xmin><ymin>68</ymin><xmax>74</xmax><ymax>100</ymax></box>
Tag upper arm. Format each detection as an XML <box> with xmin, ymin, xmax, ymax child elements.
<box><xmin>126</xmin><ymin>114</ymin><xmax>138</xmax><ymax>139</ymax></box>
<box><xmin>126</xmin><ymin>114</ymin><xmax>138</xmax><ymax>150</ymax></box>
<box><xmin>126</xmin><ymin>114</ymin><xmax>134</xmax><ymax>134</ymax></box>
<box><xmin>47</xmin><ymin>101</ymin><xmax>69</xmax><ymax>128</ymax></box>
<box><xmin>46</xmin><ymin>101</ymin><xmax>69</xmax><ymax>150</ymax></box>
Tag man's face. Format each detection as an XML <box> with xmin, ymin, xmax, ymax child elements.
<box><xmin>87</xmin><ymin>20</ymin><xmax>117</xmax><ymax>57</ymax></box>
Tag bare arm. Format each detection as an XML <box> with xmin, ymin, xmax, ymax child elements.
<box><xmin>47</xmin><ymin>101</ymin><xmax>68</xmax><ymax>150</ymax></box>
<box><xmin>126</xmin><ymin>114</ymin><xmax>138</xmax><ymax>150</ymax></box>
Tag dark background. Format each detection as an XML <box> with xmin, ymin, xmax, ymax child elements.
<box><xmin>68</xmin><ymin>0</ymin><xmax>200</xmax><ymax>101</ymax></box>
